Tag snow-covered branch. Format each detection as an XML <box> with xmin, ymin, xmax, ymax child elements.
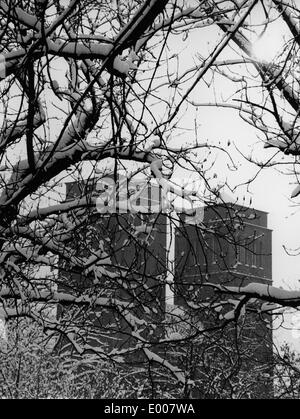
<box><xmin>206</xmin><ymin>282</ymin><xmax>300</xmax><ymax>309</ymax></box>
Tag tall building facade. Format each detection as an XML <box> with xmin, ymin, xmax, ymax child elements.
<box><xmin>175</xmin><ymin>203</ymin><xmax>272</xmax><ymax>304</ymax></box>
<box><xmin>59</xmin><ymin>178</ymin><xmax>273</xmax><ymax>397</ymax></box>
<box><xmin>174</xmin><ymin>204</ymin><xmax>273</xmax><ymax>398</ymax></box>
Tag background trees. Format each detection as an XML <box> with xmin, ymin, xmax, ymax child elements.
<box><xmin>1</xmin><ymin>0</ymin><xmax>300</xmax><ymax>397</ymax></box>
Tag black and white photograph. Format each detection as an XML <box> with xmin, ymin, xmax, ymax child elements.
<box><xmin>0</xmin><ymin>0</ymin><xmax>300</xmax><ymax>402</ymax></box>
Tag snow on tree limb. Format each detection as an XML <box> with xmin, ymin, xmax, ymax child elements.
<box><xmin>207</xmin><ymin>282</ymin><xmax>300</xmax><ymax>309</ymax></box>
<box><xmin>0</xmin><ymin>0</ymin><xmax>41</xmax><ymax>31</ymax></box>
<box><xmin>291</xmin><ymin>185</ymin><xmax>300</xmax><ymax>198</ymax></box>
<box><xmin>143</xmin><ymin>348</ymin><xmax>187</xmax><ymax>385</ymax></box>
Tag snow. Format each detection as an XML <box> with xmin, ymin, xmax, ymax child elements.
<box><xmin>143</xmin><ymin>348</ymin><xmax>186</xmax><ymax>385</ymax></box>
<box><xmin>0</xmin><ymin>312</ymin><xmax>7</xmax><ymax>342</ymax></box>
<box><xmin>291</xmin><ymin>185</ymin><xmax>300</xmax><ymax>198</ymax></box>
<box><xmin>150</xmin><ymin>159</ymin><xmax>163</xmax><ymax>178</ymax></box>
<box><xmin>213</xmin><ymin>282</ymin><xmax>300</xmax><ymax>307</ymax></box>
<box><xmin>0</xmin><ymin>1</ymin><xmax>41</xmax><ymax>32</ymax></box>
<box><xmin>167</xmin><ymin>332</ymin><xmax>183</xmax><ymax>340</ymax></box>
<box><xmin>223</xmin><ymin>310</ymin><xmax>236</xmax><ymax>321</ymax></box>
